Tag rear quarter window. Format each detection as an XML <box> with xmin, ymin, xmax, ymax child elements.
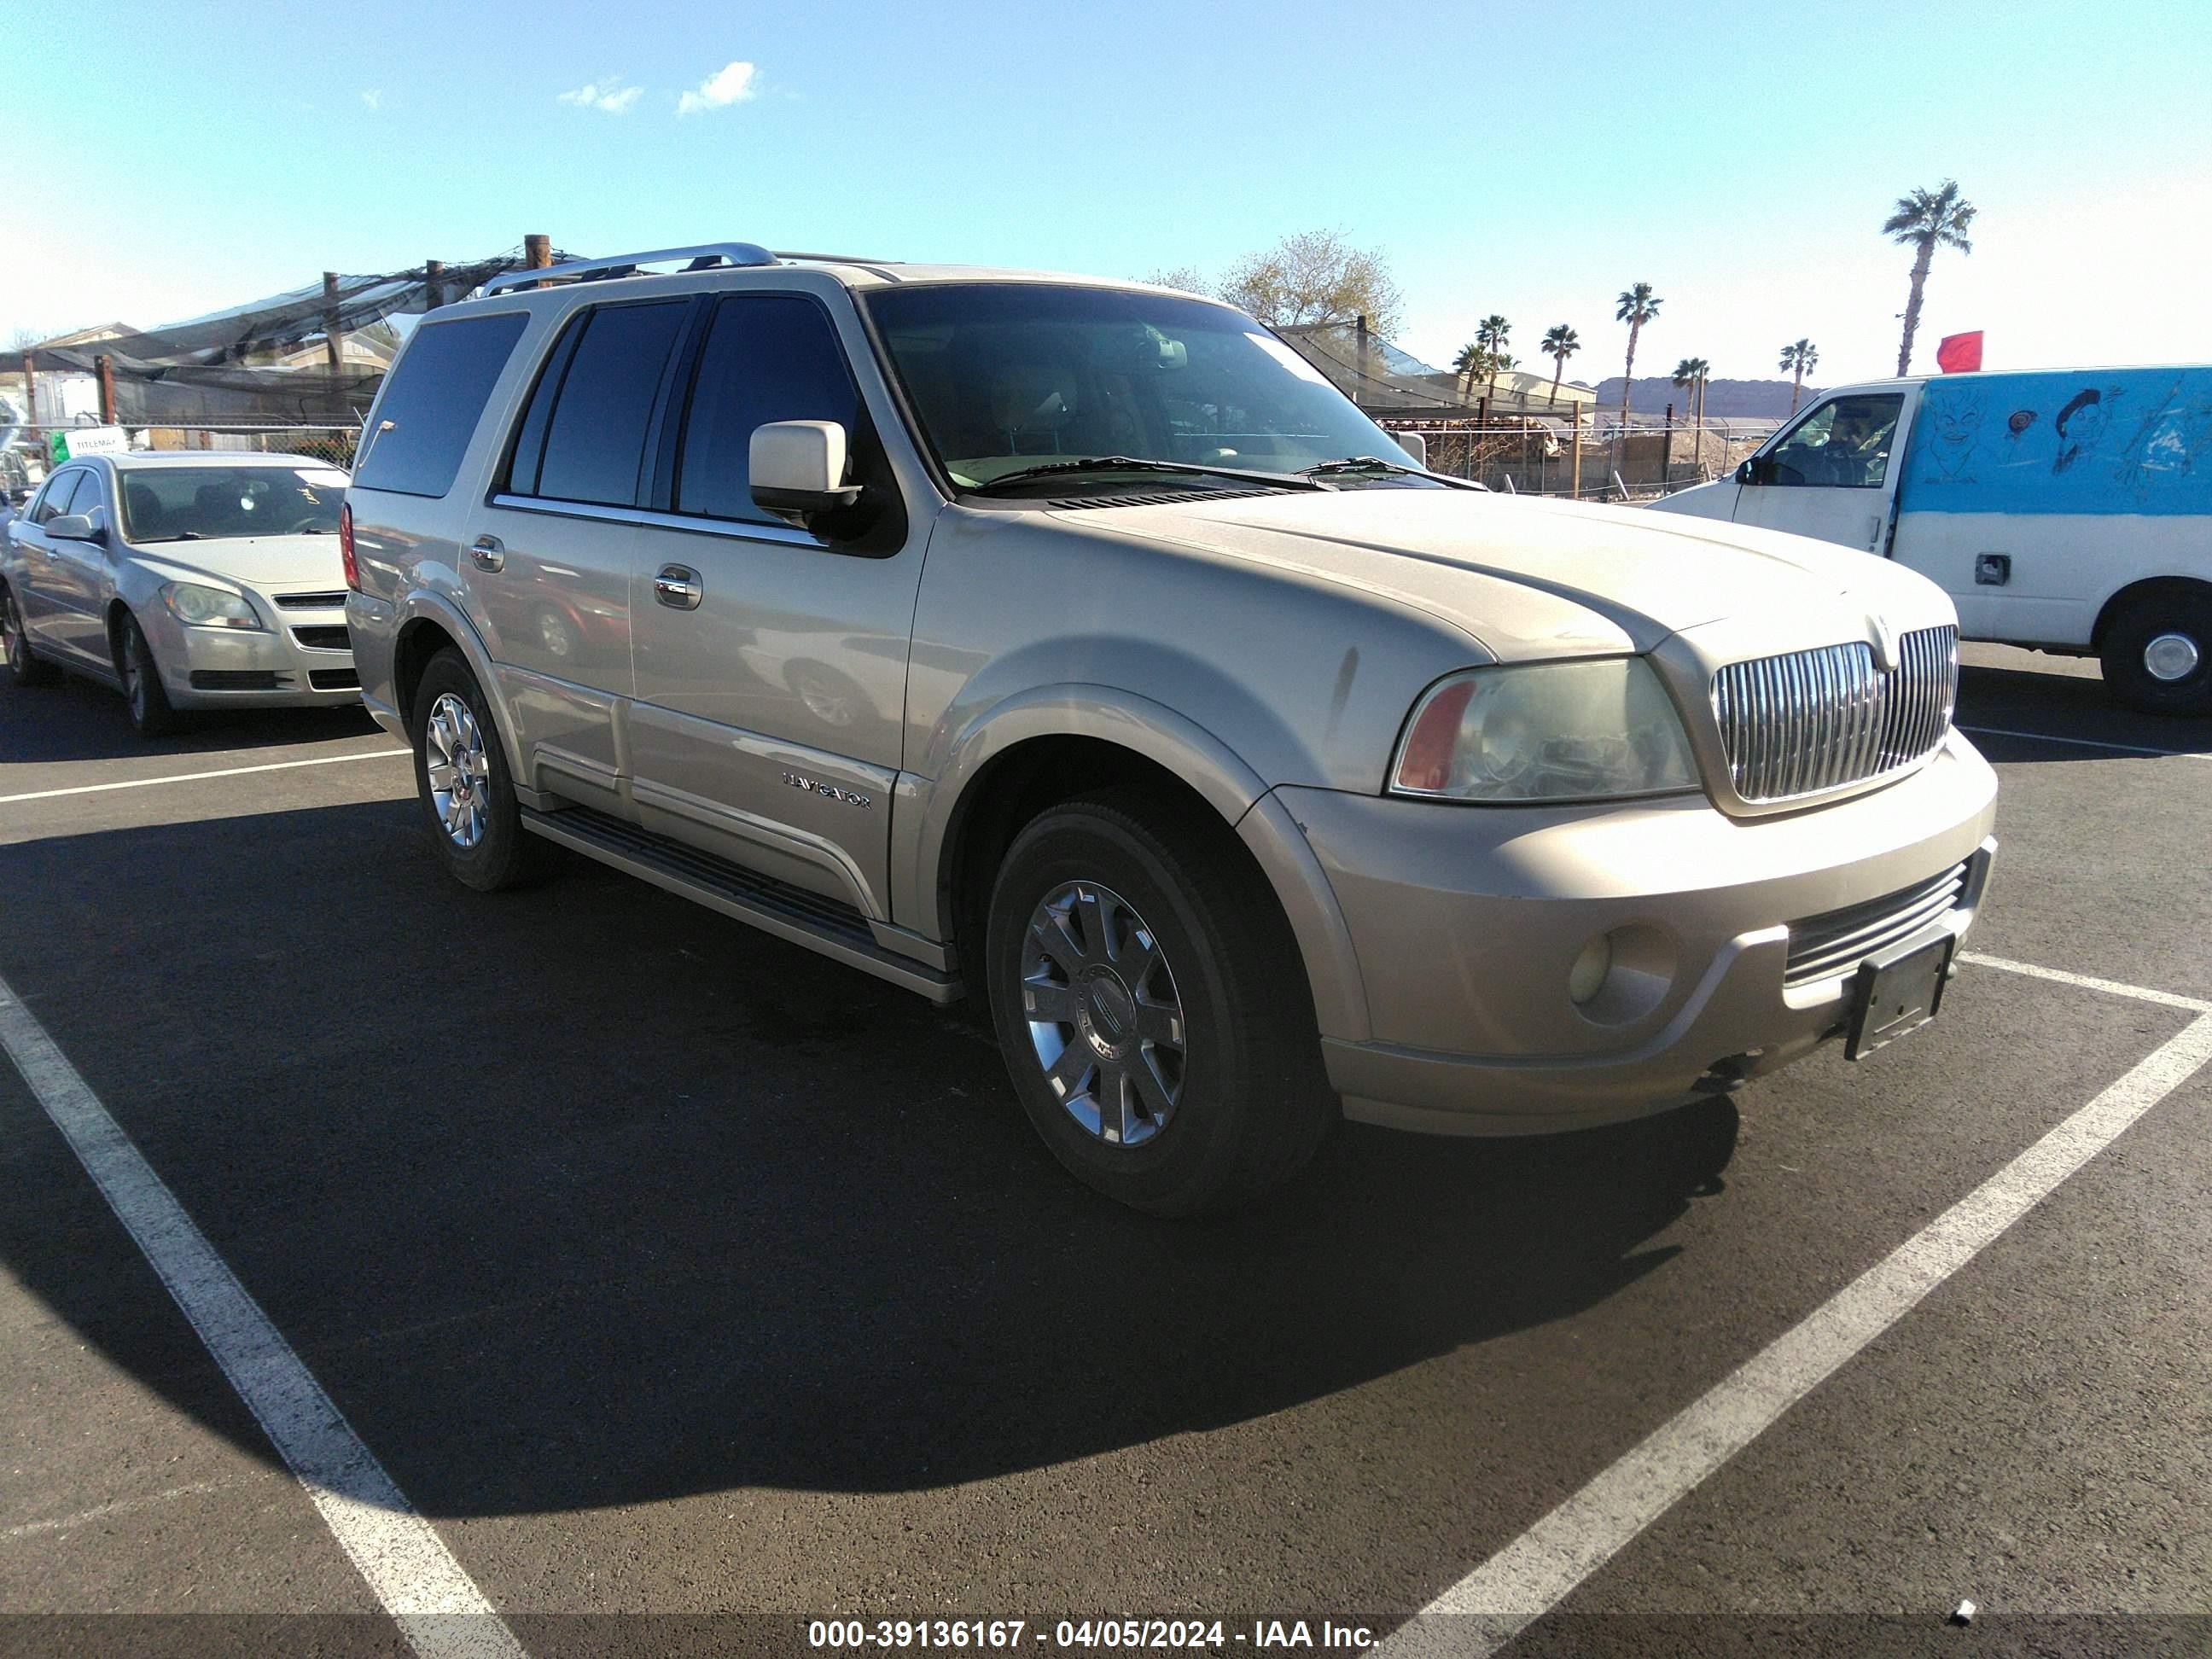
<box><xmin>352</xmin><ymin>312</ymin><xmax>530</xmax><ymax>498</ymax></box>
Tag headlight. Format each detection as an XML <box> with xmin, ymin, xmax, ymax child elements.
<box><xmin>161</xmin><ymin>582</ymin><xmax>264</xmax><ymax>630</ymax></box>
<box><xmin>1389</xmin><ymin>658</ymin><xmax>1699</xmax><ymax>803</ymax></box>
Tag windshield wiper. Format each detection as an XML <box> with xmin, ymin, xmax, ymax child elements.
<box><xmin>1302</xmin><ymin>455</ymin><xmax>1483</xmax><ymax>489</ymax></box>
<box><xmin>969</xmin><ymin>456</ymin><xmax>1324</xmax><ymax>495</ymax></box>
<box><xmin>136</xmin><ymin>531</ymin><xmax>206</xmax><ymax>542</ymax></box>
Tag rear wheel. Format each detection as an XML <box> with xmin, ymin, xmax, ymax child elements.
<box><xmin>983</xmin><ymin>789</ymin><xmax>1335</xmax><ymax>1216</ymax></box>
<box><xmin>407</xmin><ymin>649</ymin><xmax>558</xmax><ymax>891</ymax></box>
<box><xmin>2</xmin><ymin>583</ymin><xmax>60</xmax><ymax>687</ymax></box>
<box><xmin>2100</xmin><ymin>586</ymin><xmax>2212</xmax><ymax>716</ymax></box>
<box><xmin>118</xmin><ymin>613</ymin><xmax>182</xmax><ymax>736</ymax></box>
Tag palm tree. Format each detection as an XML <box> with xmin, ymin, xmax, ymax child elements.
<box><xmin>1883</xmin><ymin>180</ymin><xmax>1976</xmax><ymax>375</ymax></box>
<box><xmin>1540</xmin><ymin>323</ymin><xmax>1580</xmax><ymax>408</ymax></box>
<box><xmin>1671</xmin><ymin>356</ymin><xmax>1711</xmax><ymax>469</ymax></box>
<box><xmin>1615</xmin><ymin>282</ymin><xmax>1662</xmax><ymax>439</ymax></box>
<box><xmin>1778</xmin><ymin>339</ymin><xmax>1819</xmax><ymax>413</ymax></box>
<box><xmin>1476</xmin><ymin>314</ymin><xmax>1511</xmax><ymax>395</ymax></box>
<box><xmin>1451</xmin><ymin>341</ymin><xmax>1490</xmax><ymax>405</ymax></box>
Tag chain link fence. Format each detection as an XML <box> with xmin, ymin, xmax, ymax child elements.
<box><xmin>1382</xmin><ymin>418</ymin><xmax>1774</xmax><ymax>500</ymax></box>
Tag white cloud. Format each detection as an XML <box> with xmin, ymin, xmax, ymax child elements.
<box><xmin>360</xmin><ymin>90</ymin><xmax>381</xmax><ymax>111</ymax></box>
<box><xmin>676</xmin><ymin>61</ymin><xmax>757</xmax><ymax>115</ymax></box>
<box><xmin>557</xmin><ymin>78</ymin><xmax>643</xmax><ymax>115</ymax></box>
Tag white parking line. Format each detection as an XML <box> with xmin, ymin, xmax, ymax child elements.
<box><xmin>1959</xmin><ymin>951</ymin><xmax>2212</xmax><ymax>1014</ymax></box>
<box><xmin>0</xmin><ymin>748</ymin><xmax>410</xmax><ymax>806</ymax></box>
<box><xmin>0</xmin><ymin>974</ymin><xmax>523</xmax><ymax>1659</ymax></box>
<box><xmin>1960</xmin><ymin>724</ymin><xmax>2211</xmax><ymax>760</ymax></box>
<box><xmin>1391</xmin><ymin>958</ymin><xmax>2212</xmax><ymax>1656</ymax></box>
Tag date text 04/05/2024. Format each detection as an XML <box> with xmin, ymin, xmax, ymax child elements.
<box><xmin>806</xmin><ymin>1620</ymin><xmax>1378</xmax><ymax>1650</ymax></box>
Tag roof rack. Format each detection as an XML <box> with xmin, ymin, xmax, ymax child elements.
<box><xmin>769</xmin><ymin>249</ymin><xmax>906</xmax><ymax>266</ymax></box>
<box><xmin>481</xmin><ymin>242</ymin><xmax>775</xmax><ymax>295</ymax></box>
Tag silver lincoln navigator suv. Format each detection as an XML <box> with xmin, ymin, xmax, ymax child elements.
<box><xmin>341</xmin><ymin>242</ymin><xmax>1998</xmax><ymax>1215</ymax></box>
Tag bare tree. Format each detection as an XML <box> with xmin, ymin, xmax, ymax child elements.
<box><xmin>1142</xmin><ymin>266</ymin><xmax>1209</xmax><ymax>295</ymax></box>
<box><xmin>1218</xmin><ymin>229</ymin><xmax>1404</xmax><ymax>341</ymax></box>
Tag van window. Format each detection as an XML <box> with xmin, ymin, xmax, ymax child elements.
<box><xmin>1759</xmin><ymin>393</ymin><xmax>1906</xmax><ymax>488</ymax></box>
<box><xmin>673</xmin><ymin>294</ymin><xmax>862</xmax><ymax>524</ymax></box>
<box><xmin>352</xmin><ymin>312</ymin><xmax>529</xmax><ymax>498</ymax></box>
<box><xmin>525</xmin><ymin>300</ymin><xmax>690</xmax><ymax>508</ymax></box>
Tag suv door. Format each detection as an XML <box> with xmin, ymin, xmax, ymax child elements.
<box><xmin>14</xmin><ymin>467</ymin><xmax>89</xmax><ymax>656</ymax></box>
<box><xmin>1734</xmin><ymin>391</ymin><xmax>1913</xmax><ymax>555</ymax></box>
<box><xmin>41</xmin><ymin>462</ymin><xmax>116</xmax><ymax>665</ymax></box>
<box><xmin>627</xmin><ymin>290</ymin><xmax>922</xmax><ymax>920</ymax></box>
<box><xmin>472</xmin><ymin>297</ymin><xmax>693</xmax><ymax>813</ymax></box>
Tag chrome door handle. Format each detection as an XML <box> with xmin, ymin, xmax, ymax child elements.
<box><xmin>654</xmin><ymin>564</ymin><xmax>703</xmax><ymax>610</ymax></box>
<box><xmin>469</xmin><ymin>535</ymin><xmax>505</xmax><ymax>573</ymax></box>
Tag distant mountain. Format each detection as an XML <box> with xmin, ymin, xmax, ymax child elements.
<box><xmin>1588</xmin><ymin>376</ymin><xmax>1825</xmax><ymax>420</ymax></box>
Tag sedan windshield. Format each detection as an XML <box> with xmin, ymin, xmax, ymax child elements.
<box><xmin>864</xmin><ymin>284</ymin><xmax>1434</xmax><ymax>492</ymax></box>
<box><xmin>119</xmin><ymin>464</ymin><xmax>347</xmax><ymax>544</ymax></box>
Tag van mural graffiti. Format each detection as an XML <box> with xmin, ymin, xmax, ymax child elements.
<box><xmin>1905</xmin><ymin>369</ymin><xmax>2212</xmax><ymax>515</ymax></box>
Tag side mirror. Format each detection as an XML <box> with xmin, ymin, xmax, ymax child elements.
<box><xmin>750</xmin><ymin>421</ymin><xmax>862</xmax><ymax>524</ymax></box>
<box><xmin>1738</xmin><ymin>456</ymin><xmax>1777</xmax><ymax>487</ymax></box>
<box><xmin>1394</xmin><ymin>431</ymin><xmax>1429</xmax><ymax>469</ymax></box>
<box><xmin>46</xmin><ymin>512</ymin><xmax>97</xmax><ymax>543</ymax></box>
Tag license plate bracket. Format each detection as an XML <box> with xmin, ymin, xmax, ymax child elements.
<box><xmin>1846</xmin><ymin>935</ymin><xmax>1954</xmax><ymax>1061</ymax></box>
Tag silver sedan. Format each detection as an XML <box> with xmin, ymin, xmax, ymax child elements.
<box><xmin>1</xmin><ymin>450</ymin><xmax>358</xmax><ymax>736</ymax></box>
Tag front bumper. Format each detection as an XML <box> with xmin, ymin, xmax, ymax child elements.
<box><xmin>150</xmin><ymin>595</ymin><xmax>359</xmax><ymax>709</ymax></box>
<box><xmin>1276</xmin><ymin>730</ymin><xmax>2000</xmax><ymax>1135</ymax></box>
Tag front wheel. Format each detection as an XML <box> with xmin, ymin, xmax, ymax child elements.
<box><xmin>407</xmin><ymin>649</ymin><xmax>558</xmax><ymax>891</ymax></box>
<box><xmin>118</xmin><ymin>613</ymin><xmax>182</xmax><ymax>736</ymax></box>
<box><xmin>2</xmin><ymin>582</ymin><xmax>60</xmax><ymax>687</ymax></box>
<box><xmin>983</xmin><ymin>790</ymin><xmax>1335</xmax><ymax>1217</ymax></box>
<box><xmin>2100</xmin><ymin>587</ymin><xmax>2212</xmax><ymax>716</ymax></box>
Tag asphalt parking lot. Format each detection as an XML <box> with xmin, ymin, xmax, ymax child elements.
<box><xmin>1</xmin><ymin>643</ymin><xmax>2208</xmax><ymax>1658</ymax></box>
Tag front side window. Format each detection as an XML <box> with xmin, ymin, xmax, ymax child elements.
<box><xmin>863</xmin><ymin>284</ymin><xmax>1429</xmax><ymax>492</ymax></box>
<box><xmin>352</xmin><ymin>311</ymin><xmax>530</xmax><ymax>498</ymax></box>
<box><xmin>674</xmin><ymin>294</ymin><xmax>862</xmax><ymax>524</ymax></box>
<box><xmin>1757</xmin><ymin>393</ymin><xmax>1906</xmax><ymax>488</ymax></box>
<box><xmin>515</xmin><ymin>300</ymin><xmax>690</xmax><ymax>508</ymax></box>
<box><xmin>116</xmin><ymin>466</ymin><xmax>346</xmax><ymax>544</ymax></box>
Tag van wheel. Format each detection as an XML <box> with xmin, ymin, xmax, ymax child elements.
<box><xmin>118</xmin><ymin>614</ymin><xmax>182</xmax><ymax>736</ymax></box>
<box><xmin>408</xmin><ymin>649</ymin><xmax>558</xmax><ymax>891</ymax></box>
<box><xmin>983</xmin><ymin>790</ymin><xmax>1335</xmax><ymax>1217</ymax></box>
<box><xmin>2100</xmin><ymin>588</ymin><xmax>2212</xmax><ymax>716</ymax></box>
<box><xmin>2</xmin><ymin>583</ymin><xmax>59</xmax><ymax>687</ymax></box>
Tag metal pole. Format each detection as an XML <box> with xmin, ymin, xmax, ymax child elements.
<box><xmin>1353</xmin><ymin>313</ymin><xmax>1368</xmax><ymax>396</ymax></box>
<box><xmin>1570</xmin><ymin>404</ymin><xmax>1583</xmax><ymax>498</ymax></box>
<box><xmin>322</xmin><ymin>271</ymin><xmax>345</xmax><ymax>374</ymax></box>
<box><xmin>1661</xmin><ymin>402</ymin><xmax>1674</xmax><ymax>488</ymax></box>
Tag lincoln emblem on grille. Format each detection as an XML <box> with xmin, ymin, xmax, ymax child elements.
<box><xmin>1868</xmin><ymin>615</ymin><xmax>1899</xmax><ymax>672</ymax></box>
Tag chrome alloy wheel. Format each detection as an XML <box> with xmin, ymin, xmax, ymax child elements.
<box><xmin>2145</xmin><ymin>631</ymin><xmax>2203</xmax><ymax>683</ymax></box>
<box><xmin>423</xmin><ymin>691</ymin><xmax>492</xmax><ymax>849</ymax></box>
<box><xmin>1020</xmin><ymin>880</ymin><xmax>1186</xmax><ymax>1147</ymax></box>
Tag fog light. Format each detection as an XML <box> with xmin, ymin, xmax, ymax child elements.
<box><xmin>1569</xmin><ymin>934</ymin><xmax>1612</xmax><ymax>1004</ymax></box>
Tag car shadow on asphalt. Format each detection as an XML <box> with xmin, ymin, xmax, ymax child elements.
<box><xmin>0</xmin><ymin>672</ymin><xmax>381</xmax><ymax>766</ymax></box>
<box><xmin>1956</xmin><ymin>663</ymin><xmax>2212</xmax><ymax>758</ymax></box>
<box><xmin>0</xmin><ymin>798</ymin><xmax>1739</xmax><ymax>1515</ymax></box>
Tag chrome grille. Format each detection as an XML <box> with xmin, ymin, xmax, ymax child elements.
<box><xmin>1784</xmin><ymin>861</ymin><xmax>1968</xmax><ymax>987</ymax></box>
<box><xmin>1711</xmin><ymin>626</ymin><xmax>1958</xmax><ymax>804</ymax></box>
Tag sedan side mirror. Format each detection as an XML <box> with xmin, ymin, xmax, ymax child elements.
<box><xmin>45</xmin><ymin>512</ymin><xmax>98</xmax><ymax>543</ymax></box>
<box><xmin>750</xmin><ymin>421</ymin><xmax>863</xmax><ymax>524</ymax></box>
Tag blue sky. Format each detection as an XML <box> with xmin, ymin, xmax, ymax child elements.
<box><xmin>5</xmin><ymin>0</ymin><xmax>2208</xmax><ymax>387</ymax></box>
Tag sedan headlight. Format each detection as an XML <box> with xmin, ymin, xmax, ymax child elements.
<box><xmin>161</xmin><ymin>582</ymin><xmax>264</xmax><ymax>631</ymax></box>
<box><xmin>1390</xmin><ymin>658</ymin><xmax>1699</xmax><ymax>803</ymax></box>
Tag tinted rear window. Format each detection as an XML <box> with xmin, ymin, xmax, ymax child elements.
<box><xmin>674</xmin><ymin>294</ymin><xmax>861</xmax><ymax>524</ymax></box>
<box><xmin>352</xmin><ymin>312</ymin><xmax>529</xmax><ymax>498</ymax></box>
<box><xmin>527</xmin><ymin>300</ymin><xmax>690</xmax><ymax>508</ymax></box>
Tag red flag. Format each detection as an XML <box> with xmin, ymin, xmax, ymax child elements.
<box><xmin>1936</xmin><ymin>331</ymin><xmax>1983</xmax><ymax>373</ymax></box>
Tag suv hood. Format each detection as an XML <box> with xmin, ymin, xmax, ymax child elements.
<box><xmin>125</xmin><ymin>533</ymin><xmax>346</xmax><ymax>592</ymax></box>
<box><xmin>1083</xmin><ymin>488</ymin><xmax>1947</xmax><ymax>660</ymax></box>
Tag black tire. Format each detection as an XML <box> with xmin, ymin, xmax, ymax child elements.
<box><xmin>2099</xmin><ymin>586</ymin><xmax>2212</xmax><ymax>716</ymax></box>
<box><xmin>983</xmin><ymin>789</ymin><xmax>1336</xmax><ymax>1217</ymax></box>
<box><xmin>407</xmin><ymin>649</ymin><xmax>559</xmax><ymax>892</ymax></box>
<box><xmin>2</xmin><ymin>581</ymin><xmax>61</xmax><ymax>687</ymax></box>
<box><xmin>118</xmin><ymin>612</ymin><xmax>183</xmax><ymax>736</ymax></box>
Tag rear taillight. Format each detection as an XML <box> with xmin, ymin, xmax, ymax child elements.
<box><xmin>339</xmin><ymin>502</ymin><xmax>358</xmax><ymax>590</ymax></box>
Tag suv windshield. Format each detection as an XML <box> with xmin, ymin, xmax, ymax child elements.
<box><xmin>119</xmin><ymin>464</ymin><xmax>347</xmax><ymax>544</ymax></box>
<box><xmin>864</xmin><ymin>284</ymin><xmax>1432</xmax><ymax>491</ymax></box>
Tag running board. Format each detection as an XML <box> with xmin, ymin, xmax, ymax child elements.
<box><xmin>520</xmin><ymin>806</ymin><xmax>962</xmax><ymax>1004</ymax></box>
